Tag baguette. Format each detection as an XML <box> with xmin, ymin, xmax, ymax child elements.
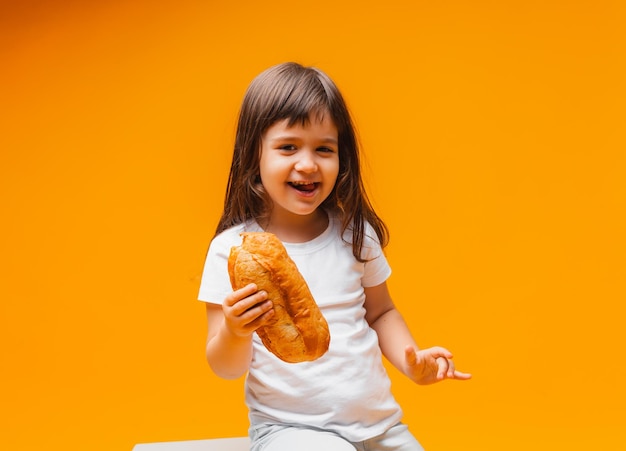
<box><xmin>228</xmin><ymin>232</ymin><xmax>330</xmax><ymax>363</ymax></box>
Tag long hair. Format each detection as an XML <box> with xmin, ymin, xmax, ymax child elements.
<box><xmin>215</xmin><ymin>62</ymin><xmax>388</xmax><ymax>261</ymax></box>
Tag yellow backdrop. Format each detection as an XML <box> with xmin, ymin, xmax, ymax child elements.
<box><xmin>1</xmin><ymin>0</ymin><xmax>624</xmax><ymax>449</ymax></box>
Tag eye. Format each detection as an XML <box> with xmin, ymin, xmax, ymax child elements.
<box><xmin>279</xmin><ymin>144</ymin><xmax>297</xmax><ymax>151</ymax></box>
<box><xmin>316</xmin><ymin>146</ymin><xmax>336</xmax><ymax>153</ymax></box>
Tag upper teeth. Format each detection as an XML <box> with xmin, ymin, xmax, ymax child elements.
<box><xmin>291</xmin><ymin>181</ymin><xmax>313</xmax><ymax>185</ymax></box>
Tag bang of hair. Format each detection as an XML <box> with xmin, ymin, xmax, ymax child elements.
<box><xmin>249</xmin><ymin>63</ymin><xmax>346</xmax><ymax>132</ymax></box>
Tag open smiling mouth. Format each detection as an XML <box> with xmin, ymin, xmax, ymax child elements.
<box><xmin>288</xmin><ymin>181</ymin><xmax>319</xmax><ymax>192</ymax></box>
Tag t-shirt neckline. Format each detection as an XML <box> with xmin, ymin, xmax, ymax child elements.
<box><xmin>245</xmin><ymin>215</ymin><xmax>337</xmax><ymax>255</ymax></box>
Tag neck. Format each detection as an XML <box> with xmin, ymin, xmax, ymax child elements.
<box><xmin>260</xmin><ymin>209</ymin><xmax>328</xmax><ymax>243</ymax></box>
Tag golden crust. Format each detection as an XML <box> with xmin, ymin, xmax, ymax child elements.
<box><xmin>228</xmin><ymin>232</ymin><xmax>330</xmax><ymax>363</ymax></box>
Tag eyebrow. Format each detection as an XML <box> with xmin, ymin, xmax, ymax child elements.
<box><xmin>269</xmin><ymin>135</ymin><xmax>338</xmax><ymax>145</ymax></box>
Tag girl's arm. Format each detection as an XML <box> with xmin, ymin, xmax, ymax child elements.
<box><xmin>205</xmin><ymin>283</ymin><xmax>273</xmax><ymax>379</ymax></box>
<box><xmin>364</xmin><ymin>282</ymin><xmax>471</xmax><ymax>385</ymax></box>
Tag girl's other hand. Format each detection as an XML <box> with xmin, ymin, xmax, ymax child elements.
<box><xmin>404</xmin><ymin>345</ymin><xmax>472</xmax><ymax>385</ymax></box>
<box><xmin>222</xmin><ymin>283</ymin><xmax>274</xmax><ymax>338</ymax></box>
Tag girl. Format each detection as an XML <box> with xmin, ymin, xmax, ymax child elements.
<box><xmin>198</xmin><ymin>62</ymin><xmax>471</xmax><ymax>451</ymax></box>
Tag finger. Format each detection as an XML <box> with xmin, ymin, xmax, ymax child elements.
<box><xmin>446</xmin><ymin>359</ymin><xmax>456</xmax><ymax>378</ymax></box>
<box><xmin>436</xmin><ymin>356</ymin><xmax>449</xmax><ymax>380</ymax></box>
<box><xmin>227</xmin><ymin>298</ymin><xmax>273</xmax><ymax>335</ymax></box>
<box><xmin>430</xmin><ymin>346</ymin><xmax>454</xmax><ymax>360</ymax></box>
<box><xmin>236</xmin><ymin>295</ymin><xmax>272</xmax><ymax>321</ymax></box>
<box><xmin>452</xmin><ymin>370</ymin><xmax>472</xmax><ymax>380</ymax></box>
<box><xmin>235</xmin><ymin>304</ymin><xmax>273</xmax><ymax>334</ymax></box>
<box><xmin>223</xmin><ymin>283</ymin><xmax>258</xmax><ymax>307</ymax></box>
<box><xmin>230</xmin><ymin>290</ymin><xmax>269</xmax><ymax>316</ymax></box>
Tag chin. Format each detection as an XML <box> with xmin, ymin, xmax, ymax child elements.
<box><xmin>286</xmin><ymin>203</ymin><xmax>322</xmax><ymax>217</ymax></box>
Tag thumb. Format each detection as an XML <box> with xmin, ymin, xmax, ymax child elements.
<box><xmin>404</xmin><ymin>345</ymin><xmax>418</xmax><ymax>367</ymax></box>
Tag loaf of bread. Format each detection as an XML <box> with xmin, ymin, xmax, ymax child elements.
<box><xmin>228</xmin><ymin>232</ymin><xmax>330</xmax><ymax>363</ymax></box>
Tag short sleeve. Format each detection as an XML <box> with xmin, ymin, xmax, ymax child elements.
<box><xmin>360</xmin><ymin>223</ymin><xmax>392</xmax><ymax>288</ymax></box>
<box><xmin>198</xmin><ymin>226</ymin><xmax>245</xmax><ymax>304</ymax></box>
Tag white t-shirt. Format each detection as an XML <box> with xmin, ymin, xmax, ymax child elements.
<box><xmin>198</xmin><ymin>215</ymin><xmax>403</xmax><ymax>441</ymax></box>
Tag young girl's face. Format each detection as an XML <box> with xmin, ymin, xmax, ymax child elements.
<box><xmin>259</xmin><ymin>114</ymin><xmax>339</xmax><ymax>226</ymax></box>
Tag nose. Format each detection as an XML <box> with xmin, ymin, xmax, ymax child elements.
<box><xmin>294</xmin><ymin>150</ymin><xmax>318</xmax><ymax>173</ymax></box>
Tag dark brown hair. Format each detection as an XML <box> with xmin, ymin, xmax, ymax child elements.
<box><xmin>215</xmin><ymin>62</ymin><xmax>388</xmax><ymax>261</ymax></box>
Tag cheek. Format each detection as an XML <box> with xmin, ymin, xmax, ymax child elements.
<box><xmin>327</xmin><ymin>159</ymin><xmax>340</xmax><ymax>182</ymax></box>
<box><xmin>258</xmin><ymin>154</ymin><xmax>273</xmax><ymax>181</ymax></box>
<box><xmin>259</xmin><ymin>160</ymin><xmax>287</xmax><ymax>187</ymax></box>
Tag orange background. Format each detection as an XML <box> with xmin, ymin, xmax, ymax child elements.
<box><xmin>1</xmin><ymin>1</ymin><xmax>625</xmax><ymax>449</ymax></box>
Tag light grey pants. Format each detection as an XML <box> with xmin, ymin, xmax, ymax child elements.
<box><xmin>250</xmin><ymin>422</ymin><xmax>425</xmax><ymax>451</ymax></box>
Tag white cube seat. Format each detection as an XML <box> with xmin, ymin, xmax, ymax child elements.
<box><xmin>132</xmin><ymin>437</ymin><xmax>250</xmax><ymax>450</ymax></box>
